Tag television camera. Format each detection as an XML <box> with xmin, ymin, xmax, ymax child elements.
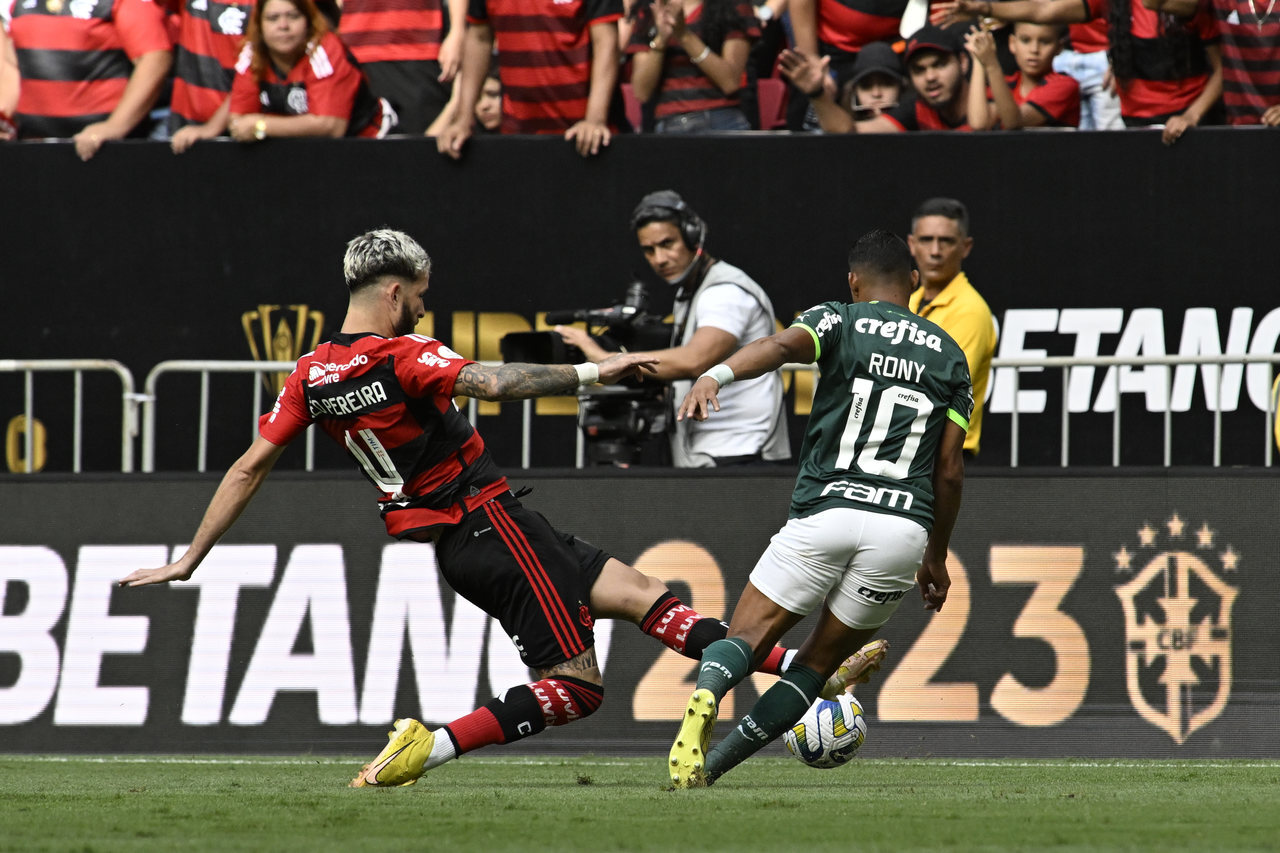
<box><xmin>500</xmin><ymin>283</ymin><xmax>672</xmax><ymax>466</ymax></box>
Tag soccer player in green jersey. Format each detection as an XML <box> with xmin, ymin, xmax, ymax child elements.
<box><xmin>667</xmin><ymin>228</ymin><xmax>973</xmax><ymax>788</ymax></box>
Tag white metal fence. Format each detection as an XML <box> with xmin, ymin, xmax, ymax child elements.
<box><xmin>3</xmin><ymin>354</ymin><xmax>1278</xmax><ymax>472</ymax></box>
<box><xmin>0</xmin><ymin>358</ymin><xmax>139</xmax><ymax>472</ymax></box>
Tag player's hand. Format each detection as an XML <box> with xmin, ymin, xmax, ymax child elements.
<box><xmin>677</xmin><ymin>376</ymin><xmax>722</xmax><ymax>422</ymax></box>
<box><xmin>564</xmin><ymin>118</ymin><xmax>611</xmax><ymax>157</ymax></box>
<box><xmin>917</xmin><ymin>558</ymin><xmax>950</xmax><ymax>612</ymax></box>
<box><xmin>119</xmin><ymin>562</ymin><xmax>195</xmax><ymax>588</ymax></box>
<box><xmin>436</xmin><ymin>119</ymin><xmax>472</xmax><ymax>159</ymax></box>
<box><xmin>595</xmin><ymin>351</ymin><xmax>659</xmax><ymax>385</ymax></box>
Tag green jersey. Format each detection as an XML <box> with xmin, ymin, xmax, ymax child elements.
<box><xmin>789</xmin><ymin>300</ymin><xmax>973</xmax><ymax>531</ymax></box>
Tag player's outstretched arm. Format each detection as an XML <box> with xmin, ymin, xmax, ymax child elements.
<box><xmin>119</xmin><ymin>436</ymin><xmax>287</xmax><ymax>587</ymax></box>
<box><xmin>678</xmin><ymin>326</ymin><xmax>814</xmax><ymax>422</ymax></box>
<box><xmin>919</xmin><ymin>420</ymin><xmax>966</xmax><ymax>612</ymax></box>
<box><xmin>454</xmin><ymin>352</ymin><xmax>659</xmax><ymax>401</ymax></box>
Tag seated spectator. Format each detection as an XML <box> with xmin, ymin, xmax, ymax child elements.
<box><xmin>779</xmin><ymin>23</ymin><xmax>975</xmax><ymax>131</ymax></box>
<box><xmin>167</xmin><ymin>0</ymin><xmax>255</xmax><ymax>153</ymax></box>
<box><xmin>965</xmin><ymin>21</ymin><xmax>1080</xmax><ymax>128</ymax></box>
<box><xmin>435</xmin><ymin>0</ymin><xmax>622</xmax><ymax>159</ymax></box>
<box><xmin>474</xmin><ymin>68</ymin><xmax>502</xmax><ymax>133</ymax></box>
<box><xmin>338</xmin><ymin>0</ymin><xmax>466</xmax><ymax>135</ymax></box>
<box><xmin>933</xmin><ymin>0</ymin><xmax>1223</xmax><ymax>144</ymax></box>
<box><xmin>626</xmin><ymin>0</ymin><xmax>761</xmax><ymax>133</ymax></box>
<box><xmin>4</xmin><ymin>0</ymin><xmax>172</xmax><ymax>159</ymax></box>
<box><xmin>840</xmin><ymin>39</ymin><xmax>906</xmax><ymax>117</ymax></box>
<box><xmin>228</xmin><ymin>0</ymin><xmax>390</xmax><ymax>142</ymax></box>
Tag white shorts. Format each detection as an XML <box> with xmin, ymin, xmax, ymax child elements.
<box><xmin>749</xmin><ymin>507</ymin><xmax>928</xmax><ymax>630</ymax></box>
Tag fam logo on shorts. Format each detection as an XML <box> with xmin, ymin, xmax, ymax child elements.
<box><xmin>243</xmin><ymin>304</ymin><xmax>325</xmax><ymax>393</ymax></box>
<box><xmin>1113</xmin><ymin>513</ymin><xmax>1239</xmax><ymax>744</ymax></box>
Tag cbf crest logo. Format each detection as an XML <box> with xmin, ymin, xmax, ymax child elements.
<box><xmin>242</xmin><ymin>304</ymin><xmax>325</xmax><ymax>393</ymax></box>
<box><xmin>1113</xmin><ymin>513</ymin><xmax>1239</xmax><ymax>744</ymax></box>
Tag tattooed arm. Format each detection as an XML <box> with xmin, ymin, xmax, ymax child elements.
<box><xmin>452</xmin><ymin>352</ymin><xmax>660</xmax><ymax>401</ymax></box>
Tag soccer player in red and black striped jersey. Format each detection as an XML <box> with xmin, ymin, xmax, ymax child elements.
<box><xmin>436</xmin><ymin>0</ymin><xmax>622</xmax><ymax>158</ymax></box>
<box><xmin>120</xmin><ymin>228</ymin><xmax>829</xmax><ymax>787</ymax></box>
<box><xmin>5</xmin><ymin>0</ymin><xmax>172</xmax><ymax>159</ymax></box>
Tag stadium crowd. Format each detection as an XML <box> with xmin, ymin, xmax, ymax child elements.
<box><xmin>1</xmin><ymin>0</ymin><xmax>1277</xmax><ymax>154</ymax></box>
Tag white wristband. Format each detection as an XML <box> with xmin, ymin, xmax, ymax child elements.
<box><xmin>700</xmin><ymin>363</ymin><xmax>735</xmax><ymax>388</ymax></box>
<box><xmin>574</xmin><ymin>362</ymin><xmax>600</xmax><ymax>386</ymax></box>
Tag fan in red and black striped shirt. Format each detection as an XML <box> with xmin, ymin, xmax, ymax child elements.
<box><xmin>436</xmin><ymin>0</ymin><xmax>622</xmax><ymax>157</ymax></box>
<box><xmin>5</xmin><ymin>0</ymin><xmax>172</xmax><ymax>158</ymax></box>
<box><xmin>1208</xmin><ymin>0</ymin><xmax>1280</xmax><ymax>124</ymax></box>
<box><xmin>626</xmin><ymin>0</ymin><xmax>760</xmax><ymax>132</ymax></box>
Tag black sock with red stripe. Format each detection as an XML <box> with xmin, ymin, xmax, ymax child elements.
<box><xmin>445</xmin><ymin>676</ymin><xmax>604</xmax><ymax>756</ymax></box>
<box><xmin>639</xmin><ymin>592</ymin><xmax>793</xmax><ymax>675</ymax></box>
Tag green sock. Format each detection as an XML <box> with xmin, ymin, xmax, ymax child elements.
<box><xmin>695</xmin><ymin>637</ymin><xmax>755</xmax><ymax>701</ymax></box>
<box><xmin>706</xmin><ymin>664</ymin><xmax>826</xmax><ymax>782</ymax></box>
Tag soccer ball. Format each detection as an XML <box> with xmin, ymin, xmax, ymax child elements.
<box><xmin>783</xmin><ymin>693</ymin><xmax>868</xmax><ymax>769</ymax></box>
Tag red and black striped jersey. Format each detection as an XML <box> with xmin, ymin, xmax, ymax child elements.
<box><xmin>1082</xmin><ymin>0</ymin><xmax>1219</xmax><ymax>119</ymax></box>
<box><xmin>8</xmin><ymin>0</ymin><xmax>172</xmax><ymax>139</ymax></box>
<box><xmin>625</xmin><ymin>1</ymin><xmax>758</xmax><ymax>118</ymax></box>
<box><xmin>816</xmin><ymin>0</ymin><xmax>907</xmax><ymax>59</ymax></box>
<box><xmin>230</xmin><ymin>31</ymin><xmax>386</xmax><ymax>135</ymax></box>
<box><xmin>169</xmin><ymin>0</ymin><xmax>253</xmax><ymax>127</ymax></box>
<box><xmin>339</xmin><ymin>0</ymin><xmax>446</xmax><ymax>65</ymax></box>
<box><xmin>259</xmin><ymin>331</ymin><xmax>509</xmax><ymax>538</ymax></box>
<box><xmin>467</xmin><ymin>0</ymin><xmax>622</xmax><ymax>134</ymax></box>
<box><xmin>1209</xmin><ymin>0</ymin><xmax>1280</xmax><ymax>125</ymax></box>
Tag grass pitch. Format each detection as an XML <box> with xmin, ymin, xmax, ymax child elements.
<box><xmin>1</xmin><ymin>755</ymin><xmax>1276</xmax><ymax>852</ymax></box>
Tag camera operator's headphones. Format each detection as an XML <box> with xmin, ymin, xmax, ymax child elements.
<box><xmin>629</xmin><ymin>190</ymin><xmax>707</xmax><ymax>252</ymax></box>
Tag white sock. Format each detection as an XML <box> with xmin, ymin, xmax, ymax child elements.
<box><xmin>422</xmin><ymin>729</ymin><xmax>457</xmax><ymax>771</ymax></box>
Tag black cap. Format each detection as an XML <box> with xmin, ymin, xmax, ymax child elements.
<box><xmin>903</xmin><ymin>23</ymin><xmax>964</xmax><ymax>63</ymax></box>
<box><xmin>850</xmin><ymin>41</ymin><xmax>905</xmax><ymax>87</ymax></box>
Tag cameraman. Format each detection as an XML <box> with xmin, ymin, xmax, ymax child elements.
<box><xmin>557</xmin><ymin>190</ymin><xmax>790</xmax><ymax>468</ymax></box>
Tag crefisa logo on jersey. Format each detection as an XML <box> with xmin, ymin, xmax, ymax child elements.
<box><xmin>1113</xmin><ymin>513</ymin><xmax>1239</xmax><ymax>744</ymax></box>
<box><xmin>242</xmin><ymin>304</ymin><xmax>325</xmax><ymax>393</ymax></box>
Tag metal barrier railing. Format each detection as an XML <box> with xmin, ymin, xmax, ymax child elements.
<box><xmin>128</xmin><ymin>353</ymin><xmax>1280</xmax><ymax>472</ymax></box>
<box><xmin>0</xmin><ymin>358</ymin><xmax>139</xmax><ymax>472</ymax></box>
<box><xmin>991</xmin><ymin>353</ymin><xmax>1280</xmax><ymax>468</ymax></box>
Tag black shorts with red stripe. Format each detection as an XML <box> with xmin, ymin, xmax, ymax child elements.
<box><xmin>434</xmin><ymin>492</ymin><xmax>609</xmax><ymax>670</ymax></box>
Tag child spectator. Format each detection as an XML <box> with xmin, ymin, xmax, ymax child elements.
<box><xmin>840</xmin><ymin>39</ymin><xmax>906</xmax><ymax>117</ymax></box>
<box><xmin>966</xmin><ymin>21</ymin><xmax>1080</xmax><ymax>128</ymax></box>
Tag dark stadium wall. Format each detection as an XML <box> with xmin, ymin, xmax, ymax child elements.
<box><xmin>4</xmin><ymin>132</ymin><xmax>1279</xmax><ymax>474</ymax></box>
<box><xmin>1</xmin><ymin>471</ymin><xmax>1274</xmax><ymax>758</ymax></box>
